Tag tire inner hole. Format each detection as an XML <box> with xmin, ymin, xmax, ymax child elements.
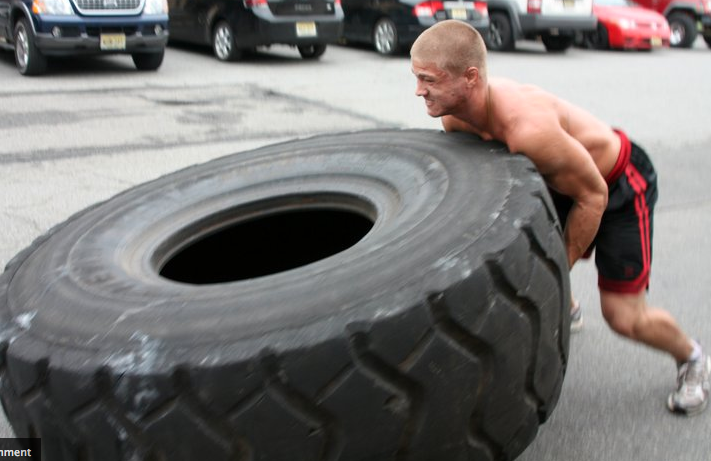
<box><xmin>159</xmin><ymin>203</ymin><xmax>375</xmax><ymax>284</ymax></box>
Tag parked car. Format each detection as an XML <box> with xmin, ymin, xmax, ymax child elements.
<box><xmin>578</xmin><ymin>0</ymin><xmax>669</xmax><ymax>50</ymax></box>
<box><xmin>167</xmin><ymin>0</ymin><xmax>344</xmax><ymax>61</ymax></box>
<box><xmin>632</xmin><ymin>0</ymin><xmax>710</xmax><ymax>48</ymax></box>
<box><xmin>486</xmin><ymin>0</ymin><xmax>597</xmax><ymax>52</ymax></box>
<box><xmin>340</xmin><ymin>0</ymin><xmax>490</xmax><ymax>56</ymax></box>
<box><xmin>0</xmin><ymin>0</ymin><xmax>168</xmax><ymax>75</ymax></box>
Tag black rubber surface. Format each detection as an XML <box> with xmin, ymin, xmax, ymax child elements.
<box><xmin>0</xmin><ymin>129</ymin><xmax>570</xmax><ymax>461</ymax></box>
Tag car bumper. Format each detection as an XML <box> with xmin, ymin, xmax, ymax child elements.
<box><xmin>239</xmin><ymin>12</ymin><xmax>344</xmax><ymax>47</ymax></box>
<box><xmin>702</xmin><ymin>14</ymin><xmax>711</xmax><ymax>34</ymax></box>
<box><xmin>400</xmin><ymin>17</ymin><xmax>490</xmax><ymax>46</ymax></box>
<box><xmin>33</xmin><ymin>14</ymin><xmax>169</xmax><ymax>55</ymax></box>
<box><xmin>519</xmin><ymin>14</ymin><xmax>597</xmax><ymax>34</ymax></box>
<box><xmin>607</xmin><ymin>27</ymin><xmax>670</xmax><ymax>50</ymax></box>
<box><xmin>36</xmin><ymin>33</ymin><xmax>168</xmax><ymax>55</ymax></box>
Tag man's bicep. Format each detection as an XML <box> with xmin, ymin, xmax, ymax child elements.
<box><xmin>545</xmin><ymin>150</ymin><xmax>607</xmax><ymax>204</ymax></box>
<box><xmin>510</xmin><ymin>130</ymin><xmax>600</xmax><ymax>198</ymax></box>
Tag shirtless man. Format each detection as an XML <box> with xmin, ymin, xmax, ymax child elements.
<box><xmin>410</xmin><ymin>19</ymin><xmax>710</xmax><ymax>415</ymax></box>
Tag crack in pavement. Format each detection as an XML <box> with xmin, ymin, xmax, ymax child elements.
<box><xmin>0</xmin><ymin>82</ymin><xmax>397</xmax><ymax>165</ymax></box>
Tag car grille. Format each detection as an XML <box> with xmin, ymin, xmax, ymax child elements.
<box><xmin>72</xmin><ymin>0</ymin><xmax>143</xmax><ymax>13</ymax></box>
<box><xmin>269</xmin><ymin>1</ymin><xmax>336</xmax><ymax>16</ymax></box>
<box><xmin>86</xmin><ymin>26</ymin><xmax>139</xmax><ymax>36</ymax></box>
<box><xmin>638</xmin><ymin>21</ymin><xmax>665</xmax><ymax>30</ymax></box>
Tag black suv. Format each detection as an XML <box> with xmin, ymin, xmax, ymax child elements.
<box><xmin>167</xmin><ymin>0</ymin><xmax>344</xmax><ymax>61</ymax></box>
<box><xmin>0</xmin><ymin>0</ymin><xmax>169</xmax><ymax>75</ymax></box>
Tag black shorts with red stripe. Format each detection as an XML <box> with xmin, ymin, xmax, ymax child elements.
<box><xmin>549</xmin><ymin>129</ymin><xmax>659</xmax><ymax>294</ymax></box>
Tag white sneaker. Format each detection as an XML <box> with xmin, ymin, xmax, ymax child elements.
<box><xmin>667</xmin><ymin>353</ymin><xmax>711</xmax><ymax>416</ymax></box>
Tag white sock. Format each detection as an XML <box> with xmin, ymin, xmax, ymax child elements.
<box><xmin>688</xmin><ymin>340</ymin><xmax>702</xmax><ymax>363</ymax></box>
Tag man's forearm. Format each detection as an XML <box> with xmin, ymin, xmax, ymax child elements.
<box><xmin>564</xmin><ymin>201</ymin><xmax>604</xmax><ymax>269</ymax></box>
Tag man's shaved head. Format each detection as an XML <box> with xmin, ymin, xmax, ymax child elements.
<box><xmin>410</xmin><ymin>20</ymin><xmax>488</xmax><ymax>78</ymax></box>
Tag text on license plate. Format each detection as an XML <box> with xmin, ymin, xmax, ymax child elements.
<box><xmin>296</xmin><ymin>22</ymin><xmax>317</xmax><ymax>37</ymax></box>
<box><xmin>450</xmin><ymin>8</ymin><xmax>467</xmax><ymax>19</ymax></box>
<box><xmin>650</xmin><ymin>36</ymin><xmax>662</xmax><ymax>47</ymax></box>
<box><xmin>100</xmin><ymin>33</ymin><xmax>126</xmax><ymax>50</ymax></box>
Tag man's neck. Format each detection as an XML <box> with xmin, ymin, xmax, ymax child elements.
<box><xmin>457</xmin><ymin>84</ymin><xmax>495</xmax><ymax>141</ymax></box>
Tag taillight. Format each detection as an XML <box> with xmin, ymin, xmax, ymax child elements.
<box><xmin>527</xmin><ymin>0</ymin><xmax>541</xmax><ymax>13</ymax></box>
<box><xmin>244</xmin><ymin>0</ymin><xmax>267</xmax><ymax>7</ymax></box>
<box><xmin>473</xmin><ymin>1</ymin><xmax>488</xmax><ymax>16</ymax></box>
<box><xmin>413</xmin><ymin>0</ymin><xmax>444</xmax><ymax>17</ymax></box>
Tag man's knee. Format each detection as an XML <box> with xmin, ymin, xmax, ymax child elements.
<box><xmin>600</xmin><ymin>291</ymin><xmax>647</xmax><ymax>339</ymax></box>
<box><xmin>602</xmin><ymin>309</ymin><xmax>637</xmax><ymax>338</ymax></box>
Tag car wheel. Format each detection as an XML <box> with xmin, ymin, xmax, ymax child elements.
<box><xmin>212</xmin><ymin>20</ymin><xmax>242</xmax><ymax>61</ymax></box>
<box><xmin>132</xmin><ymin>50</ymin><xmax>164</xmax><ymax>71</ymax></box>
<box><xmin>487</xmin><ymin>12</ymin><xmax>515</xmax><ymax>51</ymax></box>
<box><xmin>585</xmin><ymin>24</ymin><xmax>610</xmax><ymax>50</ymax></box>
<box><xmin>0</xmin><ymin>130</ymin><xmax>570</xmax><ymax>461</ymax></box>
<box><xmin>704</xmin><ymin>35</ymin><xmax>711</xmax><ymax>48</ymax></box>
<box><xmin>12</xmin><ymin>17</ymin><xmax>47</xmax><ymax>76</ymax></box>
<box><xmin>668</xmin><ymin>12</ymin><xmax>698</xmax><ymax>48</ymax></box>
<box><xmin>373</xmin><ymin>17</ymin><xmax>399</xmax><ymax>55</ymax></box>
<box><xmin>541</xmin><ymin>34</ymin><xmax>574</xmax><ymax>52</ymax></box>
<box><xmin>298</xmin><ymin>44</ymin><xmax>327</xmax><ymax>59</ymax></box>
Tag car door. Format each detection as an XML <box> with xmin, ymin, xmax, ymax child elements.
<box><xmin>169</xmin><ymin>0</ymin><xmax>214</xmax><ymax>44</ymax></box>
<box><xmin>167</xmin><ymin>0</ymin><xmax>183</xmax><ymax>39</ymax></box>
<box><xmin>342</xmin><ymin>0</ymin><xmax>373</xmax><ymax>41</ymax></box>
<box><xmin>167</xmin><ymin>0</ymin><xmax>191</xmax><ymax>41</ymax></box>
<box><xmin>0</xmin><ymin>0</ymin><xmax>11</xmax><ymax>43</ymax></box>
<box><xmin>187</xmin><ymin>0</ymin><xmax>218</xmax><ymax>44</ymax></box>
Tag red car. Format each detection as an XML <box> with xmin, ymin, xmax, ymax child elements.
<box><xmin>581</xmin><ymin>0</ymin><xmax>670</xmax><ymax>50</ymax></box>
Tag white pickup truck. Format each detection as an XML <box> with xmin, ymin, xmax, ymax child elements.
<box><xmin>486</xmin><ymin>0</ymin><xmax>597</xmax><ymax>51</ymax></box>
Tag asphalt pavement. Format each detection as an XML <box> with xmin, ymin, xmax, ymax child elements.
<box><xmin>1</xmin><ymin>37</ymin><xmax>711</xmax><ymax>460</ymax></box>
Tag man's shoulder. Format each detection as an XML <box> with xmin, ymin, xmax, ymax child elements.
<box><xmin>500</xmin><ymin>113</ymin><xmax>558</xmax><ymax>145</ymax></box>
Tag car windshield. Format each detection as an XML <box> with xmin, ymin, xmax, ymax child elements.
<box><xmin>594</xmin><ymin>0</ymin><xmax>637</xmax><ymax>6</ymax></box>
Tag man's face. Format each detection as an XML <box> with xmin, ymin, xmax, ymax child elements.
<box><xmin>411</xmin><ymin>59</ymin><xmax>468</xmax><ymax>118</ymax></box>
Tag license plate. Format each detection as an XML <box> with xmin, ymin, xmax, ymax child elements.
<box><xmin>296</xmin><ymin>22</ymin><xmax>317</xmax><ymax>38</ymax></box>
<box><xmin>100</xmin><ymin>33</ymin><xmax>126</xmax><ymax>50</ymax></box>
<box><xmin>562</xmin><ymin>0</ymin><xmax>575</xmax><ymax>7</ymax></box>
<box><xmin>450</xmin><ymin>7</ymin><xmax>467</xmax><ymax>19</ymax></box>
<box><xmin>650</xmin><ymin>36</ymin><xmax>662</xmax><ymax>47</ymax></box>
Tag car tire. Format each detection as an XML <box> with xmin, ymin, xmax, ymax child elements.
<box><xmin>12</xmin><ymin>17</ymin><xmax>47</xmax><ymax>76</ymax></box>
<box><xmin>373</xmin><ymin>17</ymin><xmax>399</xmax><ymax>55</ymax></box>
<box><xmin>541</xmin><ymin>34</ymin><xmax>574</xmax><ymax>52</ymax></box>
<box><xmin>704</xmin><ymin>34</ymin><xmax>711</xmax><ymax>48</ymax></box>
<box><xmin>132</xmin><ymin>50</ymin><xmax>164</xmax><ymax>71</ymax></box>
<box><xmin>668</xmin><ymin>12</ymin><xmax>698</xmax><ymax>48</ymax></box>
<box><xmin>298</xmin><ymin>44</ymin><xmax>327</xmax><ymax>59</ymax></box>
<box><xmin>487</xmin><ymin>12</ymin><xmax>515</xmax><ymax>51</ymax></box>
<box><xmin>212</xmin><ymin>20</ymin><xmax>242</xmax><ymax>61</ymax></box>
<box><xmin>585</xmin><ymin>24</ymin><xmax>610</xmax><ymax>50</ymax></box>
<box><xmin>0</xmin><ymin>130</ymin><xmax>570</xmax><ymax>461</ymax></box>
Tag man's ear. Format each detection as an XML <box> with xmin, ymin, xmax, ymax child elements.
<box><xmin>464</xmin><ymin>67</ymin><xmax>479</xmax><ymax>87</ymax></box>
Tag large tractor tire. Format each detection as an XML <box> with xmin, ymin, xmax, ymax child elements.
<box><xmin>0</xmin><ymin>130</ymin><xmax>570</xmax><ymax>461</ymax></box>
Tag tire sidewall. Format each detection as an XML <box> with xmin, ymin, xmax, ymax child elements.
<box><xmin>668</xmin><ymin>13</ymin><xmax>697</xmax><ymax>48</ymax></box>
<box><xmin>13</xmin><ymin>18</ymin><xmax>45</xmax><ymax>76</ymax></box>
<box><xmin>3</xmin><ymin>130</ymin><xmax>550</xmax><ymax>370</ymax></box>
<box><xmin>212</xmin><ymin>20</ymin><xmax>239</xmax><ymax>61</ymax></box>
<box><xmin>132</xmin><ymin>50</ymin><xmax>165</xmax><ymax>70</ymax></box>
<box><xmin>487</xmin><ymin>12</ymin><xmax>514</xmax><ymax>51</ymax></box>
<box><xmin>373</xmin><ymin>18</ymin><xmax>398</xmax><ymax>55</ymax></box>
